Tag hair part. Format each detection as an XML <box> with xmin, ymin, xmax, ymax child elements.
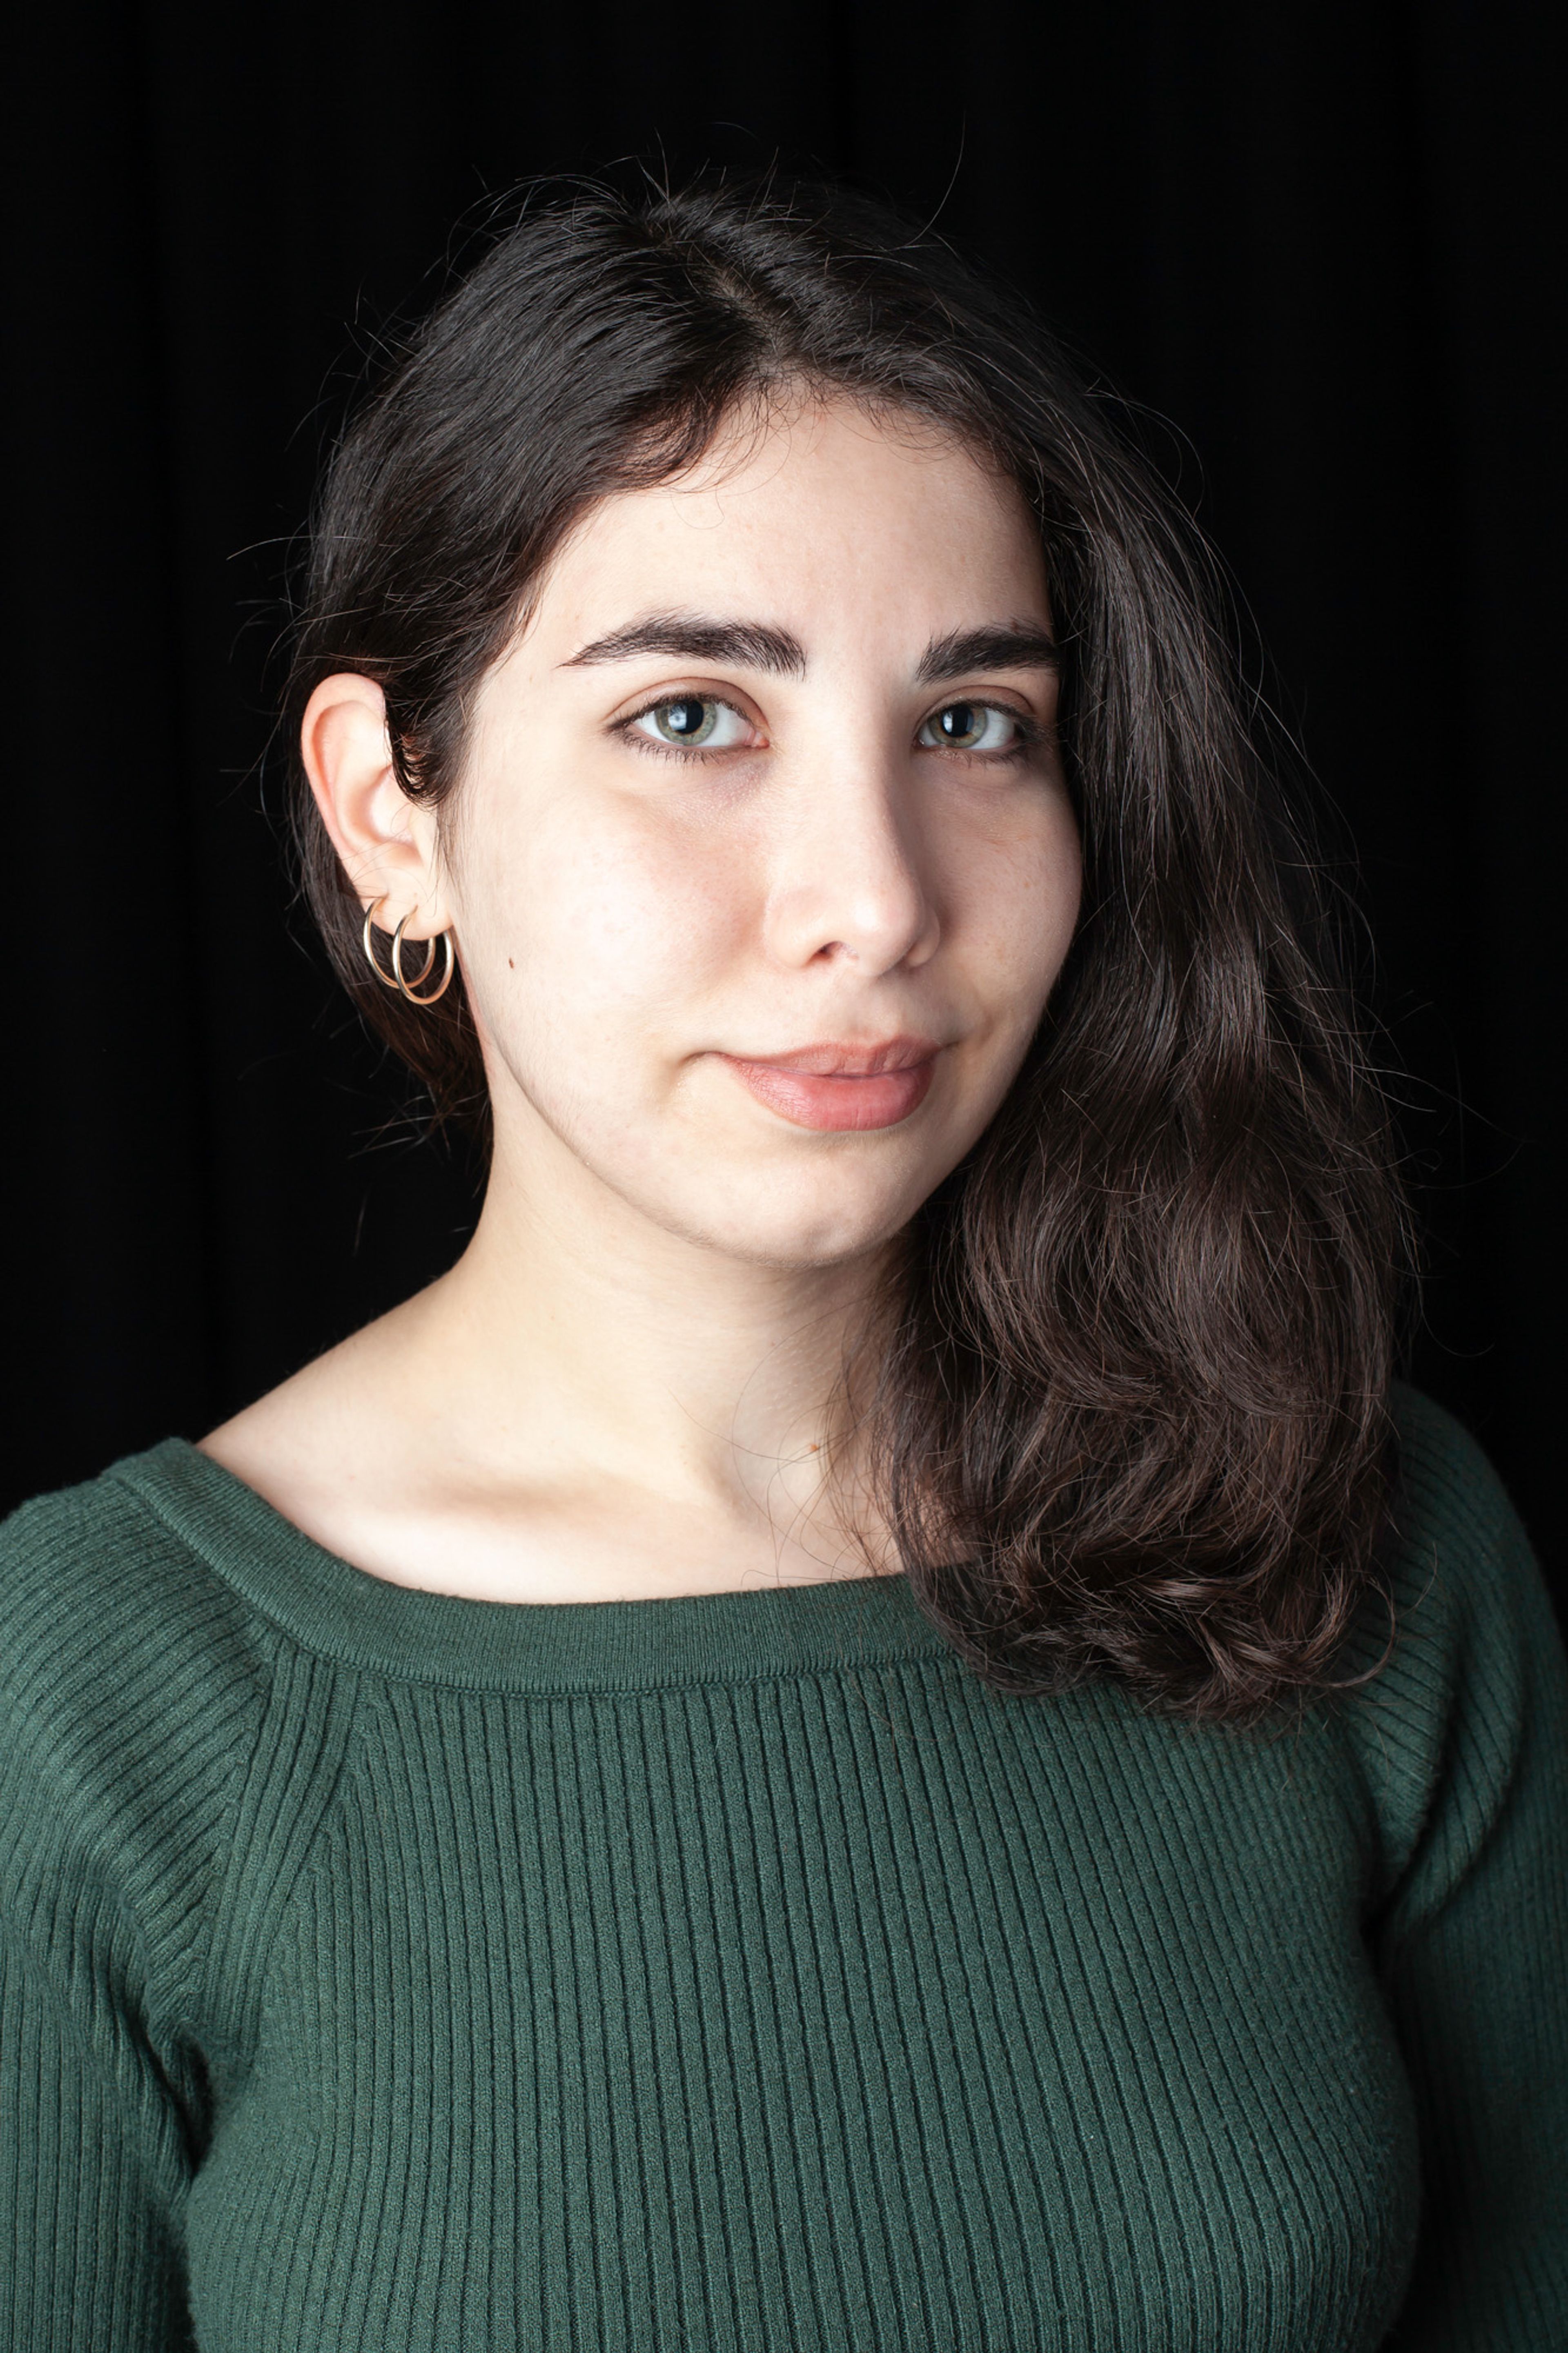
<box><xmin>287</xmin><ymin>170</ymin><xmax>1412</xmax><ymax>1722</ymax></box>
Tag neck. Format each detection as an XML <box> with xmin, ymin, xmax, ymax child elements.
<box><xmin>410</xmin><ymin>1118</ymin><xmax>898</xmax><ymax>1550</ymax></box>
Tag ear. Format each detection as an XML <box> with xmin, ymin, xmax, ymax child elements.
<box><xmin>301</xmin><ymin>673</ymin><xmax>456</xmax><ymax>938</ymax></box>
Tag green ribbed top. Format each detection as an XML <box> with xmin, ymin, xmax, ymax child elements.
<box><xmin>2</xmin><ymin>1387</ymin><xmax>1566</xmax><ymax>2350</ymax></box>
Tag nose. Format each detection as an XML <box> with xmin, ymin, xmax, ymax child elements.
<box><xmin>762</xmin><ymin>751</ymin><xmax>941</xmax><ymax>977</ymax></box>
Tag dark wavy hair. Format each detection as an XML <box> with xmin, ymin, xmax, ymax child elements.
<box><xmin>286</xmin><ymin>172</ymin><xmax>1410</xmax><ymax>1722</ymax></box>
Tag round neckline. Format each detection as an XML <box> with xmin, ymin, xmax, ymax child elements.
<box><xmin>110</xmin><ymin>1436</ymin><xmax>949</xmax><ymax>1695</ymax></box>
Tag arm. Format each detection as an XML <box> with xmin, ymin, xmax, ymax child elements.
<box><xmin>0</xmin><ymin>1867</ymin><xmax>203</xmax><ymax>2349</ymax></box>
<box><xmin>1370</xmin><ymin>1397</ymin><xmax>1568</xmax><ymax>2343</ymax></box>
<box><xmin>0</xmin><ymin>1480</ymin><xmax>254</xmax><ymax>2351</ymax></box>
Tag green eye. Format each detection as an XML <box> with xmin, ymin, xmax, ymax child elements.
<box><xmin>917</xmin><ymin>701</ymin><xmax>1020</xmax><ymax>753</ymax></box>
<box><xmin>630</xmin><ymin>696</ymin><xmax>752</xmax><ymax>751</ymax></box>
<box><xmin>651</xmin><ymin>696</ymin><xmax>718</xmax><ymax>745</ymax></box>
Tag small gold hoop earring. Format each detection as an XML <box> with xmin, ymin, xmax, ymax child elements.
<box><xmin>391</xmin><ymin>910</ymin><xmax>455</xmax><ymax>1006</ymax></box>
<box><xmin>361</xmin><ymin>899</ymin><xmax>455</xmax><ymax>1006</ymax></box>
<box><xmin>362</xmin><ymin>899</ymin><xmax>401</xmax><ymax>993</ymax></box>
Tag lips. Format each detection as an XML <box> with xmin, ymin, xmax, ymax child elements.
<box><xmin>718</xmin><ymin>1038</ymin><xmax>940</xmax><ymax>1132</ymax></box>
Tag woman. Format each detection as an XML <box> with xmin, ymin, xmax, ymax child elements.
<box><xmin>2</xmin><ymin>174</ymin><xmax>1564</xmax><ymax>2349</ymax></box>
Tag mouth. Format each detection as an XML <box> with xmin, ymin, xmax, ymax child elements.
<box><xmin>717</xmin><ymin>1037</ymin><xmax>941</xmax><ymax>1132</ymax></box>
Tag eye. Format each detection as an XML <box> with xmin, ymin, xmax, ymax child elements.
<box><xmin>916</xmin><ymin>700</ymin><xmax>1027</xmax><ymax>754</ymax></box>
<box><xmin>627</xmin><ymin>695</ymin><xmax>754</xmax><ymax>752</ymax></box>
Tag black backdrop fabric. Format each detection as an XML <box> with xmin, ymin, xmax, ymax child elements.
<box><xmin>7</xmin><ymin>3</ymin><xmax>1564</xmax><ymax>1597</ymax></box>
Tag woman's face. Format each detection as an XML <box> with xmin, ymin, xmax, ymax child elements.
<box><xmin>440</xmin><ymin>398</ymin><xmax>1081</xmax><ymax>1267</ymax></box>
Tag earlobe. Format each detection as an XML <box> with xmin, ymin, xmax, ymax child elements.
<box><xmin>302</xmin><ymin>671</ymin><xmax>450</xmax><ymax>932</ymax></box>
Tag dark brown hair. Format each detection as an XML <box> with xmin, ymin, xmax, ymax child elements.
<box><xmin>287</xmin><ymin>172</ymin><xmax>1410</xmax><ymax>1720</ymax></box>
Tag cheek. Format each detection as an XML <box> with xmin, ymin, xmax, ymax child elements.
<box><xmin>463</xmin><ymin>792</ymin><xmax>751</xmax><ymax>1040</ymax></box>
<box><xmin>1035</xmin><ymin>813</ymin><xmax>1084</xmax><ymax>983</ymax></box>
<box><xmin>961</xmin><ymin>794</ymin><xmax>1082</xmax><ymax>1013</ymax></box>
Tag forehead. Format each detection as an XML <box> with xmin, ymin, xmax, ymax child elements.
<box><xmin>523</xmin><ymin>398</ymin><xmax>1049</xmax><ymax>652</ymax></box>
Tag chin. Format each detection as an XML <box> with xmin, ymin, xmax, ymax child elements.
<box><xmin>658</xmin><ymin>1164</ymin><xmax>938</xmax><ymax>1271</ymax></box>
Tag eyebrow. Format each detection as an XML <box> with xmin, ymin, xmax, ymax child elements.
<box><xmin>562</xmin><ymin>614</ymin><xmax>807</xmax><ymax>676</ymax></box>
<box><xmin>559</xmin><ymin>612</ymin><xmax>1060</xmax><ymax>686</ymax></box>
<box><xmin>914</xmin><ymin>625</ymin><xmax>1060</xmax><ymax>686</ymax></box>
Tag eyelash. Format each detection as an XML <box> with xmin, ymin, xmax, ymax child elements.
<box><xmin>612</xmin><ymin>696</ymin><xmax>1045</xmax><ymax>765</ymax></box>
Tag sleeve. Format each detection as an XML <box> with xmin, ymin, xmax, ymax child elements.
<box><xmin>0</xmin><ymin>1482</ymin><xmax>256</xmax><ymax>2351</ymax></box>
<box><xmin>0</xmin><ymin>1851</ymin><xmax>201</xmax><ymax>2349</ymax></box>
<box><xmin>1367</xmin><ymin>1394</ymin><xmax>1568</xmax><ymax>2346</ymax></box>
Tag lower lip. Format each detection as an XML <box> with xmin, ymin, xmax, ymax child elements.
<box><xmin>721</xmin><ymin>1056</ymin><xmax>937</xmax><ymax>1131</ymax></box>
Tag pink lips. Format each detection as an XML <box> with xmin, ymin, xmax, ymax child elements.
<box><xmin>719</xmin><ymin>1038</ymin><xmax>940</xmax><ymax>1131</ymax></box>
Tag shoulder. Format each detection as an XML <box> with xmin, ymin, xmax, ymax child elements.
<box><xmin>0</xmin><ymin>1440</ymin><xmax>280</xmax><ymax>1732</ymax></box>
<box><xmin>1335</xmin><ymin>1384</ymin><xmax>1566</xmax><ymax>1916</ymax></box>
<box><xmin>1376</xmin><ymin>1382</ymin><xmax>1555</xmax><ymax>1695</ymax></box>
<box><xmin>0</xmin><ymin>1445</ymin><xmax>280</xmax><ymax>1957</ymax></box>
<box><xmin>1386</xmin><ymin>1383</ymin><xmax>1535</xmax><ymax>1579</ymax></box>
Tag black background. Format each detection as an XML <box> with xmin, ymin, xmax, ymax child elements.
<box><xmin>7</xmin><ymin>3</ymin><xmax>1564</xmax><ymax>1597</ymax></box>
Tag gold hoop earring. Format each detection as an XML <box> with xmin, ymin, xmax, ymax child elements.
<box><xmin>362</xmin><ymin>899</ymin><xmax>401</xmax><ymax>993</ymax></box>
<box><xmin>361</xmin><ymin>899</ymin><xmax>456</xmax><ymax>1006</ymax></box>
<box><xmin>391</xmin><ymin>910</ymin><xmax>455</xmax><ymax>1006</ymax></box>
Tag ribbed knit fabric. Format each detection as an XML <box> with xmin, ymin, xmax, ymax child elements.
<box><xmin>2</xmin><ymin>1386</ymin><xmax>1566</xmax><ymax>2351</ymax></box>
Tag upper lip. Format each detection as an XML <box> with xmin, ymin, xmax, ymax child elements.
<box><xmin>724</xmin><ymin>1037</ymin><xmax>941</xmax><ymax>1077</ymax></box>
